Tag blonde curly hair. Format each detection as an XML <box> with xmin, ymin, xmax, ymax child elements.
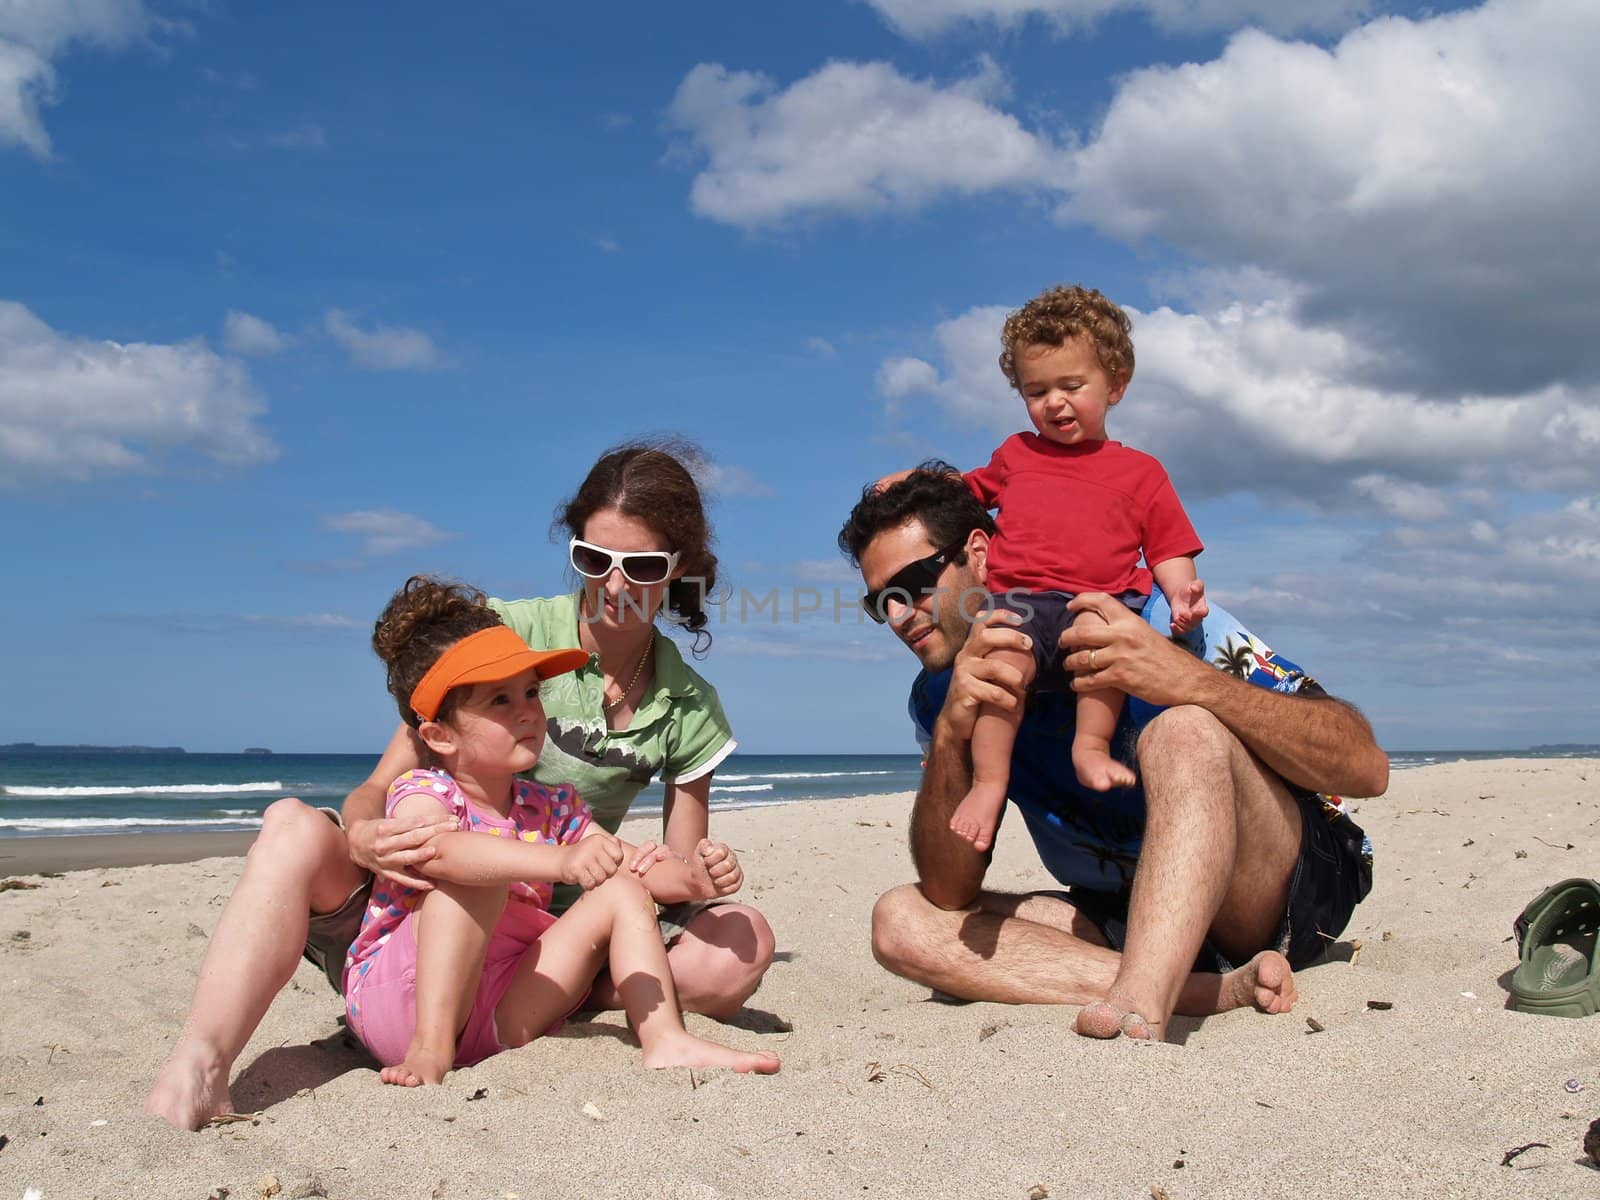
<box><xmin>998</xmin><ymin>285</ymin><xmax>1134</xmax><ymax>391</ymax></box>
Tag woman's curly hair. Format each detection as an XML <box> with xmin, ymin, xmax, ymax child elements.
<box><xmin>554</xmin><ymin>438</ymin><xmax>718</xmax><ymax>655</ymax></box>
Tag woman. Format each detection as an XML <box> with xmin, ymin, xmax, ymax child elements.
<box><xmin>145</xmin><ymin>442</ymin><xmax>775</xmax><ymax>1129</ymax></box>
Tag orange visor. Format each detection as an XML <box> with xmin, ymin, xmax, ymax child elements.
<box><xmin>409</xmin><ymin>625</ymin><xmax>589</xmax><ymax>721</ymax></box>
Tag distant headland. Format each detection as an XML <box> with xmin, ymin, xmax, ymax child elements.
<box><xmin>0</xmin><ymin>742</ymin><xmax>187</xmax><ymax>755</ymax></box>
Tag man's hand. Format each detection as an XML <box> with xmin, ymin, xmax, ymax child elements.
<box><xmin>346</xmin><ymin>813</ymin><xmax>456</xmax><ymax>891</ymax></box>
<box><xmin>934</xmin><ymin>608</ymin><xmax>1033</xmax><ymax>742</ymax></box>
<box><xmin>1168</xmin><ymin>578</ymin><xmax>1209</xmax><ymax>634</ymax></box>
<box><xmin>1061</xmin><ymin>592</ymin><xmax>1212</xmax><ymax>708</ymax></box>
<box><xmin>697</xmin><ymin>838</ymin><xmax>744</xmax><ymax>897</ymax></box>
<box><xmin>563</xmin><ymin>834</ymin><xmax>625</xmax><ymax>890</ymax></box>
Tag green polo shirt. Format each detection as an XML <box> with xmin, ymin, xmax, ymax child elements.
<box><xmin>487</xmin><ymin>592</ymin><xmax>736</xmax><ymax>835</ymax></box>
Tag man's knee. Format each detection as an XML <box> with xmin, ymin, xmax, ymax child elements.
<box><xmin>870</xmin><ymin>884</ymin><xmax>931</xmax><ymax>977</ymax></box>
<box><xmin>1137</xmin><ymin>705</ymin><xmax>1239</xmax><ymax>779</ymax></box>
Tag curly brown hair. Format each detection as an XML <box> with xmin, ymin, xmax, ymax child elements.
<box><xmin>554</xmin><ymin>438</ymin><xmax>718</xmax><ymax>654</ymax></box>
<box><xmin>998</xmin><ymin>285</ymin><xmax>1135</xmax><ymax>391</ymax></box>
<box><xmin>372</xmin><ymin>575</ymin><xmax>503</xmax><ymax>727</ymax></box>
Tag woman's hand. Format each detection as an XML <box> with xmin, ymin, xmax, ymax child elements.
<box><xmin>933</xmin><ymin>608</ymin><xmax>1032</xmax><ymax>743</ymax></box>
<box><xmin>562</xmin><ymin>834</ymin><xmax>625</xmax><ymax>889</ymax></box>
<box><xmin>346</xmin><ymin>813</ymin><xmax>456</xmax><ymax>890</ymax></box>
<box><xmin>697</xmin><ymin>838</ymin><xmax>744</xmax><ymax>897</ymax></box>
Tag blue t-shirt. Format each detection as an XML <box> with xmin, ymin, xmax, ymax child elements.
<box><xmin>909</xmin><ymin>591</ymin><xmax>1359</xmax><ymax>892</ymax></box>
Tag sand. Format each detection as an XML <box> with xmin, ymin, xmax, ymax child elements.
<box><xmin>3</xmin><ymin>758</ymin><xmax>1599</xmax><ymax>1198</ymax></box>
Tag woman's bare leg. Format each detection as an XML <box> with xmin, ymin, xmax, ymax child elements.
<box><xmin>583</xmin><ymin>901</ymin><xmax>775</xmax><ymax>1020</ymax></box>
<box><xmin>143</xmin><ymin>799</ymin><xmax>365</xmax><ymax>1128</ymax></box>
<box><xmin>380</xmin><ymin>881</ymin><xmax>504</xmax><ymax>1088</ymax></box>
<box><xmin>496</xmin><ymin>874</ymin><xmax>779</xmax><ymax>1073</ymax></box>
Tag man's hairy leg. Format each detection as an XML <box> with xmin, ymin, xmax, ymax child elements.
<box><xmin>1078</xmin><ymin>705</ymin><xmax>1302</xmax><ymax>1041</ymax></box>
<box><xmin>871</xmin><ymin>883</ymin><xmax>1296</xmax><ymax>1019</ymax></box>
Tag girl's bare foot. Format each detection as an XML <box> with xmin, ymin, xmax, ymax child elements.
<box><xmin>143</xmin><ymin>1041</ymin><xmax>233</xmax><ymax>1130</ymax></box>
<box><xmin>641</xmin><ymin>1031</ymin><xmax>780</xmax><ymax>1074</ymax></box>
<box><xmin>1072</xmin><ymin>746</ymin><xmax>1137</xmax><ymax>792</ymax></box>
<box><xmin>379</xmin><ymin>1038</ymin><xmax>454</xmax><ymax>1087</ymax></box>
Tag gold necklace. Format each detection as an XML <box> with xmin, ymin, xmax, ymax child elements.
<box><xmin>603</xmin><ymin>640</ymin><xmax>653</xmax><ymax>715</ymax></box>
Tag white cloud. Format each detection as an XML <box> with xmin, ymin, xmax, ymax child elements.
<box><xmin>222</xmin><ymin>310</ymin><xmax>289</xmax><ymax>357</ymax></box>
<box><xmin>267</xmin><ymin>122</ymin><xmax>326</xmax><ymax>151</ymax></box>
<box><xmin>694</xmin><ymin>461</ymin><xmax>775</xmax><ymax>499</ymax></box>
<box><xmin>878</xmin><ymin>297</ymin><xmax>1600</xmax><ymax>504</ymax></box>
<box><xmin>806</xmin><ymin>336</ymin><xmax>836</xmax><ymax>358</ymax></box>
<box><xmin>861</xmin><ymin>0</ymin><xmax>1371</xmax><ymax>39</ymax></box>
<box><xmin>0</xmin><ymin>0</ymin><xmax>156</xmax><ymax>155</ymax></box>
<box><xmin>0</xmin><ymin>300</ymin><xmax>276</xmax><ymax>483</ymax></box>
<box><xmin>1062</xmin><ymin>0</ymin><xmax>1600</xmax><ymax>394</ymax></box>
<box><xmin>320</xmin><ymin>510</ymin><xmax>453</xmax><ymax>557</ymax></box>
<box><xmin>324</xmin><ymin>310</ymin><xmax>444</xmax><ymax>371</ymax></box>
<box><xmin>667</xmin><ymin>58</ymin><xmax>1066</xmax><ymax>228</ymax></box>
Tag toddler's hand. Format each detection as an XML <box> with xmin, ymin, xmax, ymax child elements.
<box><xmin>697</xmin><ymin>839</ymin><xmax>744</xmax><ymax>897</ymax></box>
<box><xmin>562</xmin><ymin>834</ymin><xmax>624</xmax><ymax>890</ymax></box>
<box><xmin>1169</xmin><ymin>578</ymin><xmax>1209</xmax><ymax>635</ymax></box>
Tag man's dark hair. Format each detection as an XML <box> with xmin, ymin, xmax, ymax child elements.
<box><xmin>837</xmin><ymin>461</ymin><xmax>997</xmax><ymax>566</ymax></box>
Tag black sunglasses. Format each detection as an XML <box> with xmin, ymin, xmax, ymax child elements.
<box><xmin>861</xmin><ymin>539</ymin><xmax>967</xmax><ymax>624</ymax></box>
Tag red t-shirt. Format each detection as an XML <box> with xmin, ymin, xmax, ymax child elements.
<box><xmin>965</xmin><ymin>434</ymin><xmax>1202</xmax><ymax>595</ymax></box>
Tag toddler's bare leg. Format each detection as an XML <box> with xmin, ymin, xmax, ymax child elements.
<box><xmin>1072</xmin><ymin>686</ymin><xmax>1137</xmax><ymax>791</ymax></box>
<box><xmin>496</xmin><ymin>874</ymin><xmax>779</xmax><ymax>1074</ymax></box>
<box><xmin>951</xmin><ymin>646</ymin><xmax>1035</xmax><ymax>852</ymax></box>
<box><xmin>381</xmin><ymin>882</ymin><xmax>506</xmax><ymax>1087</ymax></box>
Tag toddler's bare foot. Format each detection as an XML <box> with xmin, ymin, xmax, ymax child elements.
<box><xmin>1072</xmin><ymin>746</ymin><xmax>1136</xmax><ymax>792</ymax></box>
<box><xmin>143</xmin><ymin>1040</ymin><xmax>234</xmax><ymax>1130</ymax></box>
<box><xmin>380</xmin><ymin>1038</ymin><xmax>454</xmax><ymax>1087</ymax></box>
<box><xmin>642</xmin><ymin>1031</ymin><xmax>781</xmax><ymax>1074</ymax></box>
<box><xmin>950</xmin><ymin>784</ymin><xmax>1005</xmax><ymax>852</ymax></box>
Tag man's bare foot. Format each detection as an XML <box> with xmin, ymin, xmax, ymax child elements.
<box><xmin>950</xmin><ymin>784</ymin><xmax>1006</xmax><ymax>852</ymax></box>
<box><xmin>1217</xmin><ymin>950</ymin><xmax>1298</xmax><ymax>1015</ymax></box>
<box><xmin>641</xmin><ymin>1031</ymin><xmax>781</xmax><ymax>1074</ymax></box>
<box><xmin>379</xmin><ymin>1038</ymin><xmax>454</xmax><ymax>1087</ymax></box>
<box><xmin>143</xmin><ymin>1040</ymin><xmax>234</xmax><ymax>1130</ymax></box>
<box><xmin>1074</xmin><ymin>999</ymin><xmax>1159</xmax><ymax>1041</ymax></box>
<box><xmin>1072</xmin><ymin>746</ymin><xmax>1137</xmax><ymax>792</ymax></box>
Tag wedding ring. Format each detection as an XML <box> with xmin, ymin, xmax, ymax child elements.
<box><xmin>1088</xmin><ymin>648</ymin><xmax>1099</xmax><ymax>670</ymax></box>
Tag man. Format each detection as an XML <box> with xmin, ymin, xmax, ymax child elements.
<box><xmin>837</xmin><ymin>467</ymin><xmax>1387</xmax><ymax>1040</ymax></box>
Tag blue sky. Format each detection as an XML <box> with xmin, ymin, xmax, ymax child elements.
<box><xmin>3</xmin><ymin>0</ymin><xmax>1597</xmax><ymax>755</ymax></box>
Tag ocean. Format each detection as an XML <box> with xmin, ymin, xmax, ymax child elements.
<box><xmin>0</xmin><ymin>749</ymin><xmax>925</xmax><ymax>839</ymax></box>
<box><xmin>1</xmin><ymin>746</ymin><xmax>1592</xmax><ymax>840</ymax></box>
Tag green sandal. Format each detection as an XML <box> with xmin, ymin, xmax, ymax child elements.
<box><xmin>1509</xmin><ymin>878</ymin><xmax>1600</xmax><ymax>1018</ymax></box>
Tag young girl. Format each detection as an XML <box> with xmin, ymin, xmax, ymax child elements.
<box><xmin>343</xmin><ymin>575</ymin><xmax>780</xmax><ymax>1085</ymax></box>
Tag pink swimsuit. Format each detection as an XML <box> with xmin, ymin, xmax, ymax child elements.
<box><xmin>343</xmin><ymin>769</ymin><xmax>592</xmax><ymax>1067</ymax></box>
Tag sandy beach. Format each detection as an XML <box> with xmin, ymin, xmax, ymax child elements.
<box><xmin>3</xmin><ymin>757</ymin><xmax>1599</xmax><ymax>1198</ymax></box>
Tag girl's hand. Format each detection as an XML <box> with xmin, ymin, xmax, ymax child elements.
<box><xmin>562</xmin><ymin>834</ymin><xmax>624</xmax><ymax>890</ymax></box>
<box><xmin>628</xmin><ymin>841</ymin><xmax>681</xmax><ymax>876</ymax></box>
<box><xmin>347</xmin><ymin>813</ymin><xmax>456</xmax><ymax>890</ymax></box>
<box><xmin>697</xmin><ymin>838</ymin><xmax>744</xmax><ymax>897</ymax></box>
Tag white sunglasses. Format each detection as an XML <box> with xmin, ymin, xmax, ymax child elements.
<box><xmin>569</xmin><ymin>538</ymin><xmax>681</xmax><ymax>586</ymax></box>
